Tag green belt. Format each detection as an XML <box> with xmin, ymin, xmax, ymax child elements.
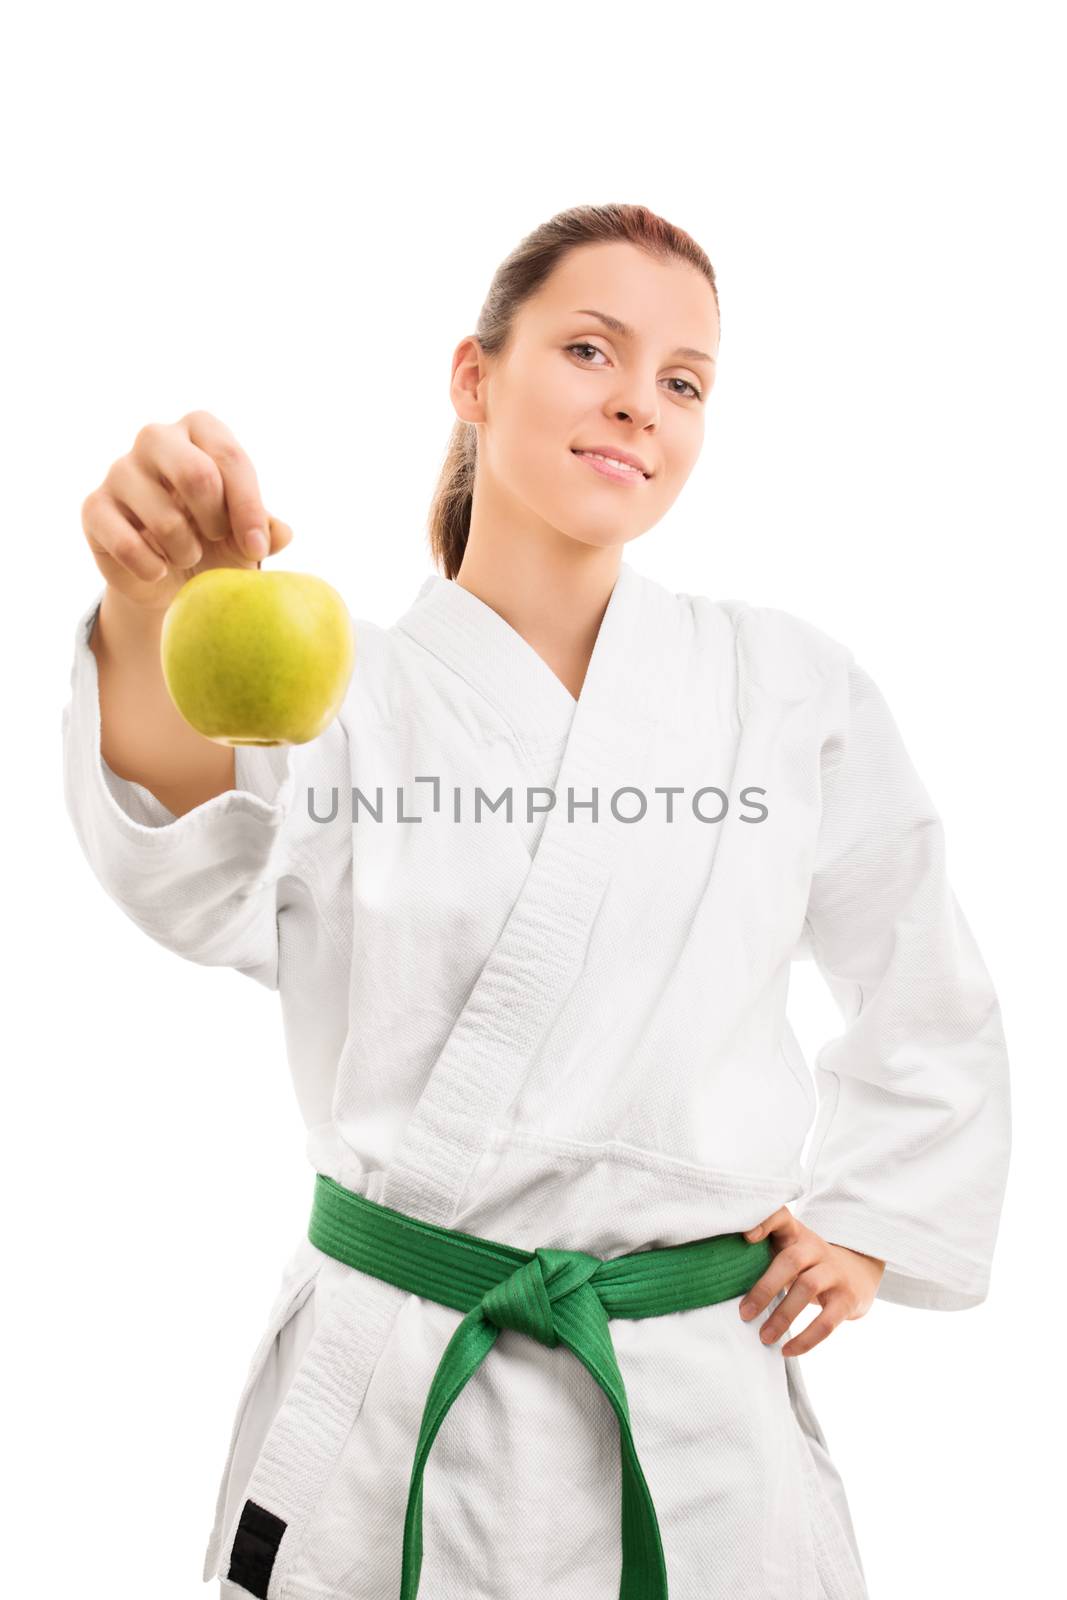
<box><xmin>307</xmin><ymin>1172</ymin><xmax>773</xmax><ymax>1600</ymax></box>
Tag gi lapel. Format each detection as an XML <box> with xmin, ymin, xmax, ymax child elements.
<box><xmin>382</xmin><ymin>560</ymin><xmax>677</xmax><ymax>1225</ymax></box>
<box><xmin>395</xmin><ymin>571</ymin><xmax>580</xmax><ymax>765</ymax></box>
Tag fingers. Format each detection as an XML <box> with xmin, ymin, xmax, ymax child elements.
<box><xmin>183</xmin><ymin>410</ymin><xmax>271</xmax><ymax>559</ymax></box>
<box><xmin>743</xmin><ymin>1206</ymin><xmax>796</xmax><ymax>1243</ymax></box>
<box><xmin>82</xmin><ymin>488</ymin><xmax>171</xmax><ymax>585</ymax></box>
<box><xmin>130</xmin><ymin>420</ymin><xmax>229</xmax><ymax>549</ymax></box>
<box><xmin>755</xmin><ymin>1264</ymin><xmax>834</xmax><ymax>1347</ymax></box>
<box><xmin>736</xmin><ymin>1213</ymin><xmax>878</xmax><ymax>1356</ymax></box>
<box><xmin>739</xmin><ymin>1256</ymin><xmax>861</xmax><ymax>1357</ymax></box>
<box><xmin>103</xmin><ymin>457</ymin><xmax>203</xmax><ymax>570</ymax></box>
<box><xmin>266</xmin><ymin>515</ymin><xmax>294</xmax><ymax>556</ymax></box>
<box><xmin>739</xmin><ymin>1234</ymin><xmax>821</xmax><ymax>1326</ymax></box>
<box><xmin>780</xmin><ymin>1289</ymin><xmax>851</xmax><ymax>1356</ymax></box>
<box><xmin>83</xmin><ymin>413</ymin><xmax>291</xmax><ymax>612</ymax></box>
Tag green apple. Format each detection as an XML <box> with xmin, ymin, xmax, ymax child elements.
<box><xmin>160</xmin><ymin>568</ymin><xmax>355</xmax><ymax>746</ymax></box>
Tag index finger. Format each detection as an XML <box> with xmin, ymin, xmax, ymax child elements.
<box><xmin>185</xmin><ymin>409</ymin><xmax>270</xmax><ymax>560</ymax></box>
<box><xmin>743</xmin><ymin>1206</ymin><xmax>796</xmax><ymax>1242</ymax></box>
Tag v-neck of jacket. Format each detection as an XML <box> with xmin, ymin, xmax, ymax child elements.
<box><xmin>392</xmin><ymin>562</ymin><xmax>641</xmax><ymax>762</ymax></box>
<box><xmin>379</xmin><ymin>557</ymin><xmax>674</xmax><ymax>1225</ymax></box>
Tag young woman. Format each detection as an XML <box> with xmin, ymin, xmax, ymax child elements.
<box><xmin>64</xmin><ymin>202</ymin><xmax>1011</xmax><ymax>1599</ymax></box>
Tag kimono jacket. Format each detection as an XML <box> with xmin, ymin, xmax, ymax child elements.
<box><xmin>61</xmin><ymin>558</ymin><xmax>1012</xmax><ymax>1600</ymax></box>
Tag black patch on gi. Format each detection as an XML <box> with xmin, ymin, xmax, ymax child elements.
<box><xmin>227</xmin><ymin>1498</ymin><xmax>287</xmax><ymax>1597</ymax></box>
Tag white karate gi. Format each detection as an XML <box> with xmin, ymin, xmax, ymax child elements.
<box><xmin>62</xmin><ymin>560</ymin><xmax>1011</xmax><ymax>1600</ymax></box>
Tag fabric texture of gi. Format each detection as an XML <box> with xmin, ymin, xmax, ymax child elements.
<box><xmin>61</xmin><ymin>559</ymin><xmax>1012</xmax><ymax>1599</ymax></box>
<box><xmin>298</xmin><ymin>1172</ymin><xmax>774</xmax><ymax>1600</ymax></box>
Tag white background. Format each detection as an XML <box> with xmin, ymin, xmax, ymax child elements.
<box><xmin>5</xmin><ymin>2</ymin><xmax>1061</xmax><ymax>1594</ymax></box>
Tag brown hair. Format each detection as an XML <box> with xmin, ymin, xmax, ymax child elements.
<box><xmin>426</xmin><ymin>202</ymin><xmax>720</xmax><ymax>579</ymax></box>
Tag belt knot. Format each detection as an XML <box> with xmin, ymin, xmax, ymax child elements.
<box><xmin>479</xmin><ymin>1246</ymin><xmax>602</xmax><ymax>1348</ymax></box>
<box><xmin>305</xmin><ymin>1174</ymin><xmax>775</xmax><ymax>1600</ymax></box>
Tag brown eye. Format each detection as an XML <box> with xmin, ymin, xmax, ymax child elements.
<box><xmin>566</xmin><ymin>343</ymin><xmax>704</xmax><ymax>401</ymax></box>
<box><xmin>566</xmin><ymin>342</ymin><xmax>607</xmax><ymax>364</ymax></box>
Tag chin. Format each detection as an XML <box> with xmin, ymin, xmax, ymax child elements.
<box><xmin>559</xmin><ymin>524</ymin><xmax>643</xmax><ymax>553</ymax></box>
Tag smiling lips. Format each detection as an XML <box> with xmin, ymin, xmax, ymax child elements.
<box><xmin>572</xmin><ymin>448</ymin><xmax>651</xmax><ymax>484</ymax></box>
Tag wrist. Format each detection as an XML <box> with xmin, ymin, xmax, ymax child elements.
<box><xmin>102</xmin><ymin>582</ymin><xmax>170</xmax><ymax>624</ymax></box>
<box><xmin>92</xmin><ymin>583</ymin><xmax>170</xmax><ymax>657</ymax></box>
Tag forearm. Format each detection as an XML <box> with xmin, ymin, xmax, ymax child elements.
<box><xmin>89</xmin><ymin>583</ymin><xmax>234</xmax><ymax>817</ymax></box>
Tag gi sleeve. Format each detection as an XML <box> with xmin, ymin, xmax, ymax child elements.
<box><xmin>61</xmin><ymin>589</ymin><xmax>302</xmax><ymax>991</ymax></box>
<box><xmin>793</xmin><ymin>654</ymin><xmax>1012</xmax><ymax>1311</ymax></box>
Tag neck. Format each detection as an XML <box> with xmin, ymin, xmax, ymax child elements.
<box><xmin>454</xmin><ymin>522</ymin><xmax>621</xmax><ymax>703</ymax></box>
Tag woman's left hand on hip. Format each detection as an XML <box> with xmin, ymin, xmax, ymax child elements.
<box><xmin>738</xmin><ymin>1206</ymin><xmax>886</xmax><ymax>1355</ymax></box>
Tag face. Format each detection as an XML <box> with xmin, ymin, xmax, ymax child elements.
<box><xmin>450</xmin><ymin>239</ymin><xmax>720</xmax><ymax>555</ymax></box>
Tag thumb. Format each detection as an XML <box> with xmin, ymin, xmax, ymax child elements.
<box><xmin>263</xmin><ymin>515</ymin><xmax>294</xmax><ymax>559</ymax></box>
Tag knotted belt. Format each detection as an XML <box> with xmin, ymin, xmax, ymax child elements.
<box><xmin>307</xmin><ymin>1172</ymin><xmax>773</xmax><ymax>1600</ymax></box>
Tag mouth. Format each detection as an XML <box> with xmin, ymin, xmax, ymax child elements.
<box><xmin>571</xmin><ymin>448</ymin><xmax>652</xmax><ymax>481</ymax></box>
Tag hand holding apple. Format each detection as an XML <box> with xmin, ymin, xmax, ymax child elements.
<box><xmin>80</xmin><ymin>409</ymin><xmax>293</xmax><ymax>614</ymax></box>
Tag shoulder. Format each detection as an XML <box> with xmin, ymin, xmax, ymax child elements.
<box><xmin>734</xmin><ymin>601</ymin><xmax>853</xmax><ymax>682</ymax></box>
<box><xmin>661</xmin><ymin>578</ymin><xmax>854</xmax><ymax>703</ymax></box>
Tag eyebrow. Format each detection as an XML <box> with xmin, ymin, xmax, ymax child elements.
<box><xmin>572</xmin><ymin>307</ymin><xmax>716</xmax><ymax>366</ymax></box>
